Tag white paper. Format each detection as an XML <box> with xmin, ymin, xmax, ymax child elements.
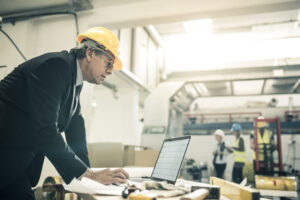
<box><xmin>92</xmin><ymin>167</ymin><xmax>153</xmax><ymax>178</ymax></box>
<box><xmin>63</xmin><ymin>177</ymin><xmax>125</xmax><ymax>195</ymax></box>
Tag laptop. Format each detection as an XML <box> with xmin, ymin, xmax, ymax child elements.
<box><xmin>130</xmin><ymin>136</ymin><xmax>191</xmax><ymax>184</ymax></box>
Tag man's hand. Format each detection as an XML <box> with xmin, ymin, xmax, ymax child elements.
<box><xmin>83</xmin><ymin>168</ymin><xmax>129</xmax><ymax>185</ymax></box>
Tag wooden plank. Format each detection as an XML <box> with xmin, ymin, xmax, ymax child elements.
<box><xmin>210</xmin><ymin>177</ymin><xmax>260</xmax><ymax>200</ymax></box>
<box><xmin>258</xmin><ymin>189</ymin><xmax>297</xmax><ymax>197</ymax></box>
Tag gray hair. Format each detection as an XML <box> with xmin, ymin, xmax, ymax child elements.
<box><xmin>70</xmin><ymin>39</ymin><xmax>112</xmax><ymax>61</ymax></box>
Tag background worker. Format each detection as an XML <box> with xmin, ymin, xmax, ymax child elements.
<box><xmin>250</xmin><ymin>116</ymin><xmax>275</xmax><ymax>175</ymax></box>
<box><xmin>0</xmin><ymin>27</ymin><xmax>129</xmax><ymax>200</ymax></box>
<box><xmin>227</xmin><ymin>123</ymin><xmax>247</xmax><ymax>183</ymax></box>
<box><xmin>212</xmin><ymin>129</ymin><xmax>229</xmax><ymax>179</ymax></box>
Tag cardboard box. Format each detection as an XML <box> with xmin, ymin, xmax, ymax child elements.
<box><xmin>123</xmin><ymin>145</ymin><xmax>159</xmax><ymax>167</ymax></box>
<box><xmin>88</xmin><ymin>142</ymin><xmax>123</xmax><ymax>168</ymax></box>
<box><xmin>123</xmin><ymin>145</ymin><xmax>136</xmax><ymax>167</ymax></box>
<box><xmin>135</xmin><ymin>149</ymin><xmax>159</xmax><ymax>166</ymax></box>
<box><xmin>87</xmin><ymin>143</ymin><xmax>159</xmax><ymax>168</ymax></box>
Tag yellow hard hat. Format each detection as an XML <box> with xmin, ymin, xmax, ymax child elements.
<box><xmin>257</xmin><ymin>116</ymin><xmax>268</xmax><ymax>128</ymax></box>
<box><xmin>257</xmin><ymin>121</ymin><xmax>268</xmax><ymax>128</ymax></box>
<box><xmin>77</xmin><ymin>27</ymin><xmax>122</xmax><ymax>71</ymax></box>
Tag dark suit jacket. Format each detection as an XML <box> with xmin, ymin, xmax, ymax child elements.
<box><xmin>0</xmin><ymin>51</ymin><xmax>90</xmax><ymax>187</ymax></box>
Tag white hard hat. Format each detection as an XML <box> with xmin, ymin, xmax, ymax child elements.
<box><xmin>214</xmin><ymin>129</ymin><xmax>225</xmax><ymax>138</ymax></box>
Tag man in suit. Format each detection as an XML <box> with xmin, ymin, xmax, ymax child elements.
<box><xmin>0</xmin><ymin>27</ymin><xmax>129</xmax><ymax>199</ymax></box>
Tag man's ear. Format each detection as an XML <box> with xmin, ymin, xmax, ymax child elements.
<box><xmin>86</xmin><ymin>48</ymin><xmax>93</xmax><ymax>62</ymax></box>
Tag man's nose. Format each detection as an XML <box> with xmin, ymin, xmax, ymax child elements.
<box><xmin>106</xmin><ymin>68</ymin><xmax>113</xmax><ymax>75</ymax></box>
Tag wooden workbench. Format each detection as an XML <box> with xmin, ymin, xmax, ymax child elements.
<box><xmin>43</xmin><ymin>178</ymin><xmax>218</xmax><ymax>200</ymax></box>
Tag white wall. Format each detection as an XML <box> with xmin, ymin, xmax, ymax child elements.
<box><xmin>119</xmin><ymin>28</ymin><xmax>132</xmax><ymax>71</ymax></box>
<box><xmin>147</xmin><ymin>37</ymin><xmax>159</xmax><ymax>89</ymax></box>
<box><xmin>133</xmin><ymin>27</ymin><xmax>148</xmax><ymax>85</ymax></box>
<box><xmin>0</xmin><ymin>21</ymin><xmax>35</xmax><ymax>78</ymax></box>
<box><xmin>89</xmin><ymin>87</ymin><xmax>139</xmax><ymax>145</ymax></box>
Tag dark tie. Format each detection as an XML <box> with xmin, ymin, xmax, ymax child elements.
<box><xmin>72</xmin><ymin>84</ymin><xmax>83</xmax><ymax>116</ymax></box>
<box><xmin>76</xmin><ymin>84</ymin><xmax>83</xmax><ymax>97</ymax></box>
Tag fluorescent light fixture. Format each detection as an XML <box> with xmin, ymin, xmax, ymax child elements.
<box><xmin>183</xmin><ymin>19</ymin><xmax>212</xmax><ymax>33</ymax></box>
<box><xmin>273</xmin><ymin>69</ymin><xmax>284</xmax><ymax>76</ymax></box>
<box><xmin>195</xmin><ymin>83</ymin><xmax>208</xmax><ymax>93</ymax></box>
<box><xmin>233</xmin><ymin>80</ymin><xmax>264</xmax><ymax>95</ymax></box>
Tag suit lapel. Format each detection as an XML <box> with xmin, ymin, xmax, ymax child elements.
<box><xmin>58</xmin><ymin>52</ymin><xmax>77</xmax><ymax>132</ymax></box>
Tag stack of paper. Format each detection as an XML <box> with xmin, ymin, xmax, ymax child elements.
<box><xmin>63</xmin><ymin>177</ymin><xmax>125</xmax><ymax>195</ymax></box>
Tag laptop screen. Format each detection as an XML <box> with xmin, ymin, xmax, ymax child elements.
<box><xmin>151</xmin><ymin>136</ymin><xmax>191</xmax><ymax>184</ymax></box>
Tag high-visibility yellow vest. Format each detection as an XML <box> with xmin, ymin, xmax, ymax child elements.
<box><xmin>233</xmin><ymin>137</ymin><xmax>247</xmax><ymax>163</ymax></box>
<box><xmin>252</xmin><ymin>129</ymin><xmax>270</xmax><ymax>161</ymax></box>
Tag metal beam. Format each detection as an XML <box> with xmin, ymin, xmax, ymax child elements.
<box><xmin>101</xmin><ymin>1</ymin><xmax>300</xmax><ymax>29</ymax></box>
<box><xmin>166</xmin><ymin>64</ymin><xmax>300</xmax><ymax>81</ymax></box>
<box><xmin>292</xmin><ymin>78</ymin><xmax>300</xmax><ymax>93</ymax></box>
<box><xmin>181</xmin><ymin>85</ymin><xmax>194</xmax><ymax>100</ymax></box>
<box><xmin>187</xmin><ymin>75</ymin><xmax>300</xmax><ymax>84</ymax></box>
<box><xmin>170</xmin><ymin>75</ymin><xmax>300</xmax><ymax>100</ymax></box>
<box><xmin>144</xmin><ymin>25</ymin><xmax>164</xmax><ymax>47</ymax></box>
<box><xmin>260</xmin><ymin>79</ymin><xmax>266</xmax><ymax>95</ymax></box>
<box><xmin>230</xmin><ymin>81</ymin><xmax>234</xmax><ymax>96</ymax></box>
<box><xmin>191</xmin><ymin>83</ymin><xmax>202</xmax><ymax>97</ymax></box>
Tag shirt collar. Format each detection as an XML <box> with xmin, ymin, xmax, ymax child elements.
<box><xmin>76</xmin><ymin>59</ymin><xmax>83</xmax><ymax>86</ymax></box>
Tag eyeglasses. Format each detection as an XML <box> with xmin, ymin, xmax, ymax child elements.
<box><xmin>93</xmin><ymin>47</ymin><xmax>114</xmax><ymax>70</ymax></box>
<box><xmin>104</xmin><ymin>54</ymin><xmax>114</xmax><ymax>70</ymax></box>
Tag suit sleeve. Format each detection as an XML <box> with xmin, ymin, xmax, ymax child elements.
<box><xmin>27</xmin><ymin>58</ymin><xmax>87</xmax><ymax>184</ymax></box>
<box><xmin>65</xmin><ymin>102</ymin><xmax>90</xmax><ymax>167</ymax></box>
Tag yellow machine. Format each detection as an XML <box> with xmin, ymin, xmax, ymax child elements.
<box><xmin>255</xmin><ymin>175</ymin><xmax>297</xmax><ymax>191</ymax></box>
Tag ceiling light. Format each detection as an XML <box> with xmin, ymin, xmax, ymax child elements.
<box><xmin>91</xmin><ymin>102</ymin><xmax>97</xmax><ymax>107</ymax></box>
<box><xmin>273</xmin><ymin>69</ymin><xmax>284</xmax><ymax>76</ymax></box>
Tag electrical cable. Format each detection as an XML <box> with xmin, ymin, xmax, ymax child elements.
<box><xmin>0</xmin><ymin>28</ymin><xmax>27</xmax><ymax>61</ymax></box>
<box><xmin>0</xmin><ymin>11</ymin><xmax>80</xmax><ymax>61</ymax></box>
<box><xmin>72</xmin><ymin>12</ymin><xmax>79</xmax><ymax>36</ymax></box>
